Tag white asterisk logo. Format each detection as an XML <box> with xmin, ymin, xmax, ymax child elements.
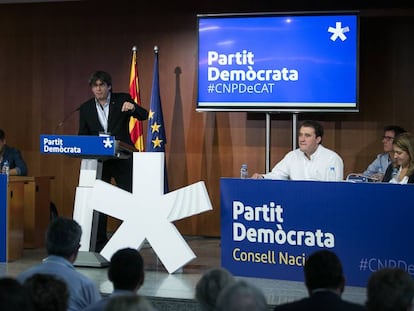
<box><xmin>102</xmin><ymin>137</ymin><xmax>114</xmax><ymax>148</ymax></box>
<box><xmin>328</xmin><ymin>22</ymin><xmax>350</xmax><ymax>41</ymax></box>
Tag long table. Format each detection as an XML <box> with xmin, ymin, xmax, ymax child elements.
<box><xmin>0</xmin><ymin>175</ymin><xmax>53</xmax><ymax>262</ymax></box>
<box><xmin>220</xmin><ymin>178</ymin><xmax>414</xmax><ymax>287</ymax></box>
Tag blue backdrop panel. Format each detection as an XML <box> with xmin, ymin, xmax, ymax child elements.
<box><xmin>198</xmin><ymin>14</ymin><xmax>358</xmax><ymax>109</ymax></box>
<box><xmin>220</xmin><ymin>178</ymin><xmax>414</xmax><ymax>287</ymax></box>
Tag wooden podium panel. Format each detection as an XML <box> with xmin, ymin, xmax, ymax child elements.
<box><xmin>7</xmin><ymin>178</ymin><xmax>25</xmax><ymax>261</ymax></box>
<box><xmin>9</xmin><ymin>176</ymin><xmax>53</xmax><ymax>249</ymax></box>
<box><xmin>0</xmin><ymin>175</ymin><xmax>53</xmax><ymax>262</ymax></box>
<box><xmin>23</xmin><ymin>176</ymin><xmax>53</xmax><ymax>248</ymax></box>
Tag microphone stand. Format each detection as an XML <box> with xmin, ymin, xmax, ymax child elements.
<box><xmin>54</xmin><ymin>106</ymin><xmax>81</xmax><ymax>132</ymax></box>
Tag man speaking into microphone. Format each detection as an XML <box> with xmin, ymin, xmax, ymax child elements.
<box><xmin>78</xmin><ymin>70</ymin><xmax>148</xmax><ymax>252</ymax></box>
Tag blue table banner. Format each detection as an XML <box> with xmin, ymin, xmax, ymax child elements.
<box><xmin>220</xmin><ymin>178</ymin><xmax>414</xmax><ymax>287</ymax></box>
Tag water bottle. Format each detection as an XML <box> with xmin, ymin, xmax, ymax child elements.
<box><xmin>328</xmin><ymin>166</ymin><xmax>336</xmax><ymax>181</ymax></box>
<box><xmin>240</xmin><ymin>164</ymin><xmax>248</xmax><ymax>179</ymax></box>
<box><xmin>391</xmin><ymin>167</ymin><xmax>398</xmax><ymax>180</ymax></box>
<box><xmin>2</xmin><ymin>160</ymin><xmax>9</xmax><ymax>180</ymax></box>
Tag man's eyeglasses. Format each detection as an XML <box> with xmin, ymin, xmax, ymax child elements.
<box><xmin>382</xmin><ymin>136</ymin><xmax>394</xmax><ymax>141</ymax></box>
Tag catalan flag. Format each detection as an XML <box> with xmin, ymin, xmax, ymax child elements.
<box><xmin>147</xmin><ymin>46</ymin><xmax>168</xmax><ymax>192</ymax></box>
<box><xmin>129</xmin><ymin>46</ymin><xmax>144</xmax><ymax>151</ymax></box>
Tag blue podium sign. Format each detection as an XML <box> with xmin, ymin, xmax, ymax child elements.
<box><xmin>0</xmin><ymin>174</ymin><xmax>7</xmax><ymax>262</ymax></box>
<box><xmin>220</xmin><ymin>178</ymin><xmax>414</xmax><ymax>287</ymax></box>
<box><xmin>40</xmin><ymin>135</ymin><xmax>116</xmax><ymax>157</ymax></box>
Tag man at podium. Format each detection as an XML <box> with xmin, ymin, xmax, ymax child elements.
<box><xmin>78</xmin><ymin>70</ymin><xmax>148</xmax><ymax>251</ymax></box>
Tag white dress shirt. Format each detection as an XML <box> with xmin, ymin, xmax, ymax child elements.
<box><xmin>263</xmin><ymin>145</ymin><xmax>344</xmax><ymax>181</ymax></box>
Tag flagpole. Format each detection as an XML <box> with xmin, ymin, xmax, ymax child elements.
<box><xmin>129</xmin><ymin>45</ymin><xmax>145</xmax><ymax>152</ymax></box>
<box><xmin>131</xmin><ymin>46</ymin><xmax>139</xmax><ymax>97</ymax></box>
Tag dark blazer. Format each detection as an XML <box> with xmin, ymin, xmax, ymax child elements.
<box><xmin>273</xmin><ymin>291</ymin><xmax>366</xmax><ymax>311</ymax></box>
<box><xmin>382</xmin><ymin>163</ymin><xmax>414</xmax><ymax>183</ymax></box>
<box><xmin>78</xmin><ymin>92</ymin><xmax>148</xmax><ymax>145</ymax></box>
<box><xmin>1</xmin><ymin>144</ymin><xmax>27</xmax><ymax>176</ymax></box>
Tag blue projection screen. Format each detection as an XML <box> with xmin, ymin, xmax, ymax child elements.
<box><xmin>197</xmin><ymin>12</ymin><xmax>359</xmax><ymax>112</ymax></box>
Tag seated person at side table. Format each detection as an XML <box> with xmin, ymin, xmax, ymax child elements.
<box><xmin>0</xmin><ymin>128</ymin><xmax>27</xmax><ymax>176</ymax></box>
<box><xmin>252</xmin><ymin>120</ymin><xmax>344</xmax><ymax>181</ymax></box>
<box><xmin>363</xmin><ymin>125</ymin><xmax>406</xmax><ymax>181</ymax></box>
<box><xmin>382</xmin><ymin>132</ymin><xmax>414</xmax><ymax>184</ymax></box>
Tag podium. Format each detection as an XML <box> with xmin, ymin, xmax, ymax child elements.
<box><xmin>40</xmin><ymin>134</ymin><xmax>136</xmax><ymax>267</ymax></box>
<box><xmin>41</xmin><ymin>134</ymin><xmax>214</xmax><ymax>272</ymax></box>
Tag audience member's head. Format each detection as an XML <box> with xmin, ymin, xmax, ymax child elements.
<box><xmin>216</xmin><ymin>280</ymin><xmax>267</xmax><ymax>311</ymax></box>
<box><xmin>0</xmin><ymin>276</ymin><xmax>33</xmax><ymax>311</ymax></box>
<box><xmin>195</xmin><ymin>267</ymin><xmax>235</xmax><ymax>311</ymax></box>
<box><xmin>366</xmin><ymin>268</ymin><xmax>414</xmax><ymax>311</ymax></box>
<box><xmin>304</xmin><ymin>250</ymin><xmax>345</xmax><ymax>295</ymax></box>
<box><xmin>108</xmin><ymin>247</ymin><xmax>144</xmax><ymax>291</ymax></box>
<box><xmin>45</xmin><ymin>217</ymin><xmax>82</xmax><ymax>262</ymax></box>
<box><xmin>23</xmin><ymin>273</ymin><xmax>69</xmax><ymax>311</ymax></box>
<box><xmin>104</xmin><ymin>295</ymin><xmax>155</xmax><ymax>311</ymax></box>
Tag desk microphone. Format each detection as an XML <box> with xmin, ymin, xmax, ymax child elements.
<box><xmin>54</xmin><ymin>106</ymin><xmax>81</xmax><ymax>132</ymax></box>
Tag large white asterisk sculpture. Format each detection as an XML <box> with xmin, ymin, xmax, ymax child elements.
<box><xmin>73</xmin><ymin>152</ymin><xmax>213</xmax><ymax>273</ymax></box>
<box><xmin>328</xmin><ymin>22</ymin><xmax>350</xmax><ymax>41</ymax></box>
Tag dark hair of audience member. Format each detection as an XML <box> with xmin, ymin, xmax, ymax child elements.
<box><xmin>366</xmin><ymin>268</ymin><xmax>414</xmax><ymax>311</ymax></box>
<box><xmin>23</xmin><ymin>273</ymin><xmax>69</xmax><ymax>311</ymax></box>
<box><xmin>195</xmin><ymin>267</ymin><xmax>235</xmax><ymax>311</ymax></box>
<box><xmin>216</xmin><ymin>280</ymin><xmax>267</xmax><ymax>311</ymax></box>
<box><xmin>45</xmin><ymin>217</ymin><xmax>82</xmax><ymax>258</ymax></box>
<box><xmin>304</xmin><ymin>250</ymin><xmax>345</xmax><ymax>293</ymax></box>
<box><xmin>104</xmin><ymin>294</ymin><xmax>156</xmax><ymax>311</ymax></box>
<box><xmin>108</xmin><ymin>247</ymin><xmax>145</xmax><ymax>291</ymax></box>
<box><xmin>0</xmin><ymin>277</ymin><xmax>33</xmax><ymax>311</ymax></box>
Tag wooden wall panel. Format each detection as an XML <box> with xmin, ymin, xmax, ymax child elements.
<box><xmin>0</xmin><ymin>2</ymin><xmax>413</xmax><ymax>238</ymax></box>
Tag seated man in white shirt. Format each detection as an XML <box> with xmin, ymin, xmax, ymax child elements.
<box><xmin>252</xmin><ymin>120</ymin><xmax>344</xmax><ymax>181</ymax></box>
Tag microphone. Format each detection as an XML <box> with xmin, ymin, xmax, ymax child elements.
<box><xmin>54</xmin><ymin>106</ymin><xmax>81</xmax><ymax>132</ymax></box>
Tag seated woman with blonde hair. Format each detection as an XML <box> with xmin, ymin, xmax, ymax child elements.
<box><xmin>382</xmin><ymin>132</ymin><xmax>414</xmax><ymax>184</ymax></box>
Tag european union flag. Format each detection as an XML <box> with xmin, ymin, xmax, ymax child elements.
<box><xmin>146</xmin><ymin>46</ymin><xmax>168</xmax><ymax>192</ymax></box>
